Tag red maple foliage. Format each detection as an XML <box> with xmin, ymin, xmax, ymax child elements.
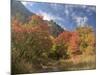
<box><xmin>69</xmin><ymin>32</ymin><xmax>80</xmax><ymax>53</ymax></box>
<box><xmin>55</xmin><ymin>31</ymin><xmax>71</xmax><ymax>45</ymax></box>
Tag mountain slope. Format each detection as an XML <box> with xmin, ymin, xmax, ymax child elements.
<box><xmin>11</xmin><ymin>0</ymin><xmax>33</xmax><ymax>22</ymax></box>
<box><xmin>11</xmin><ymin>0</ymin><xmax>64</xmax><ymax>37</ymax></box>
<box><xmin>47</xmin><ymin>20</ymin><xmax>64</xmax><ymax>37</ymax></box>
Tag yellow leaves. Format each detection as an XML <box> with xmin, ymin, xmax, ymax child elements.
<box><xmin>76</xmin><ymin>26</ymin><xmax>95</xmax><ymax>55</ymax></box>
<box><xmin>86</xmin><ymin>33</ymin><xmax>95</xmax><ymax>45</ymax></box>
<box><xmin>12</xmin><ymin>14</ymin><xmax>96</xmax><ymax>71</ymax></box>
<box><xmin>85</xmin><ymin>46</ymin><xmax>95</xmax><ymax>55</ymax></box>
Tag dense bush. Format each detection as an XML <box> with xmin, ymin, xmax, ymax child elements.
<box><xmin>11</xmin><ymin>15</ymin><xmax>96</xmax><ymax>74</ymax></box>
<box><xmin>76</xmin><ymin>26</ymin><xmax>96</xmax><ymax>55</ymax></box>
<box><xmin>11</xmin><ymin>15</ymin><xmax>53</xmax><ymax>73</ymax></box>
<box><xmin>68</xmin><ymin>32</ymin><xmax>81</xmax><ymax>55</ymax></box>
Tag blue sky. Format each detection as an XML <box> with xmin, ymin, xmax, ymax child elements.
<box><xmin>21</xmin><ymin>2</ymin><xmax>96</xmax><ymax>31</ymax></box>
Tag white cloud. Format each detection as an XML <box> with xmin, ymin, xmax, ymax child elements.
<box><xmin>36</xmin><ymin>11</ymin><xmax>53</xmax><ymax>21</ymax></box>
<box><xmin>65</xmin><ymin>9</ymin><xmax>69</xmax><ymax>16</ymax></box>
<box><xmin>21</xmin><ymin>2</ymin><xmax>28</xmax><ymax>6</ymax></box>
<box><xmin>21</xmin><ymin>2</ymin><xmax>34</xmax><ymax>7</ymax></box>
<box><xmin>73</xmin><ymin>16</ymin><xmax>88</xmax><ymax>26</ymax></box>
<box><xmin>50</xmin><ymin>3</ymin><xmax>58</xmax><ymax>10</ymax></box>
<box><xmin>81</xmin><ymin>5</ymin><xmax>87</xmax><ymax>9</ymax></box>
<box><xmin>71</xmin><ymin>10</ymin><xmax>88</xmax><ymax>27</ymax></box>
<box><xmin>36</xmin><ymin>11</ymin><xmax>63</xmax><ymax>21</ymax></box>
<box><xmin>40</xmin><ymin>12</ymin><xmax>53</xmax><ymax>21</ymax></box>
<box><xmin>86</xmin><ymin>7</ymin><xmax>96</xmax><ymax>16</ymax></box>
<box><xmin>88</xmin><ymin>6</ymin><xmax>96</xmax><ymax>12</ymax></box>
<box><xmin>29</xmin><ymin>2</ymin><xmax>34</xmax><ymax>7</ymax></box>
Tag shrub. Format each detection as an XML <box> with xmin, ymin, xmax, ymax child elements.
<box><xmin>11</xmin><ymin>17</ymin><xmax>53</xmax><ymax>73</ymax></box>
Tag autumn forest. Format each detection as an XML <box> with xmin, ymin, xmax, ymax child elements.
<box><xmin>11</xmin><ymin>1</ymin><xmax>96</xmax><ymax>74</ymax></box>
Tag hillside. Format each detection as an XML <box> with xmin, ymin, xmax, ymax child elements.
<box><xmin>11</xmin><ymin>0</ymin><xmax>33</xmax><ymax>22</ymax></box>
<box><xmin>46</xmin><ymin>20</ymin><xmax>64</xmax><ymax>37</ymax></box>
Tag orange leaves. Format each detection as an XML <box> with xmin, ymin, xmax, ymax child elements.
<box><xmin>12</xmin><ymin>14</ymin><xmax>50</xmax><ymax>34</ymax></box>
<box><xmin>55</xmin><ymin>31</ymin><xmax>71</xmax><ymax>45</ymax></box>
<box><xmin>28</xmin><ymin>14</ymin><xmax>47</xmax><ymax>27</ymax></box>
<box><xmin>11</xmin><ymin>13</ymin><xmax>96</xmax><ymax>73</ymax></box>
<box><xmin>12</xmin><ymin>14</ymin><xmax>53</xmax><ymax>61</ymax></box>
<box><xmin>28</xmin><ymin>14</ymin><xmax>43</xmax><ymax>21</ymax></box>
<box><xmin>12</xmin><ymin>14</ymin><xmax>96</xmax><ymax>62</ymax></box>
<box><xmin>11</xmin><ymin>18</ymin><xmax>23</xmax><ymax>32</ymax></box>
<box><xmin>69</xmin><ymin>32</ymin><xmax>80</xmax><ymax>53</ymax></box>
<box><xmin>76</xmin><ymin>26</ymin><xmax>96</xmax><ymax>55</ymax></box>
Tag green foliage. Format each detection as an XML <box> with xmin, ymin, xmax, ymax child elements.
<box><xmin>12</xmin><ymin>30</ymin><xmax>53</xmax><ymax>60</ymax></box>
<box><xmin>48</xmin><ymin>44</ymin><xmax>68</xmax><ymax>60</ymax></box>
<box><xmin>28</xmin><ymin>15</ymin><xmax>45</xmax><ymax>26</ymax></box>
<box><xmin>55</xmin><ymin>44</ymin><xmax>68</xmax><ymax>59</ymax></box>
<box><xmin>11</xmin><ymin>14</ymin><xmax>96</xmax><ymax>74</ymax></box>
<box><xmin>11</xmin><ymin>15</ymin><xmax>54</xmax><ymax>74</ymax></box>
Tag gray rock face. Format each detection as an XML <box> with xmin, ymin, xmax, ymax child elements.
<box><xmin>11</xmin><ymin>0</ymin><xmax>33</xmax><ymax>22</ymax></box>
<box><xmin>47</xmin><ymin>20</ymin><xmax>64</xmax><ymax>37</ymax></box>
